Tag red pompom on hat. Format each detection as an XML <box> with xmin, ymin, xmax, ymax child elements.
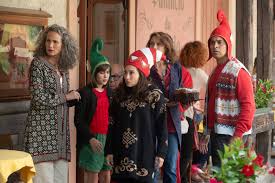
<box><xmin>125</xmin><ymin>48</ymin><xmax>166</xmax><ymax>77</ymax></box>
<box><xmin>208</xmin><ymin>9</ymin><xmax>232</xmax><ymax>60</ymax></box>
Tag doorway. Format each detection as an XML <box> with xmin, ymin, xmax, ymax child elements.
<box><xmin>78</xmin><ymin>0</ymin><xmax>128</xmax><ymax>88</ymax></box>
<box><xmin>77</xmin><ymin>1</ymin><xmax>128</xmax><ymax>182</ymax></box>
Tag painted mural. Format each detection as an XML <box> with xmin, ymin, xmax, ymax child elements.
<box><xmin>0</xmin><ymin>23</ymin><xmax>42</xmax><ymax>96</ymax></box>
<box><xmin>136</xmin><ymin>0</ymin><xmax>195</xmax><ymax>52</ymax></box>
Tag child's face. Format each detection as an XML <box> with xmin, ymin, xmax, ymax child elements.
<box><xmin>95</xmin><ymin>68</ymin><xmax>110</xmax><ymax>87</ymax></box>
<box><xmin>124</xmin><ymin>65</ymin><xmax>140</xmax><ymax>87</ymax></box>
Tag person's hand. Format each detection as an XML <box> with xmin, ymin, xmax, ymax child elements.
<box><xmin>164</xmin><ymin>97</ymin><xmax>178</xmax><ymax>107</ymax></box>
<box><xmin>89</xmin><ymin>138</ymin><xmax>103</xmax><ymax>153</ymax></box>
<box><xmin>199</xmin><ymin>135</ymin><xmax>210</xmax><ymax>154</ymax></box>
<box><xmin>106</xmin><ymin>154</ymin><xmax>113</xmax><ymax>166</ymax></box>
<box><xmin>154</xmin><ymin>156</ymin><xmax>164</xmax><ymax>169</ymax></box>
<box><xmin>193</xmin><ymin>101</ymin><xmax>203</xmax><ymax>112</ymax></box>
<box><xmin>166</xmin><ymin>101</ymin><xmax>178</xmax><ymax>107</ymax></box>
<box><xmin>65</xmin><ymin>90</ymin><xmax>81</xmax><ymax>101</ymax></box>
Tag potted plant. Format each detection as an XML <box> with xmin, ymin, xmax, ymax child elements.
<box><xmin>254</xmin><ymin>79</ymin><xmax>274</xmax><ymax>110</ymax></box>
<box><xmin>251</xmin><ymin>79</ymin><xmax>275</xmax><ymax>173</ymax></box>
<box><xmin>211</xmin><ymin>139</ymin><xmax>275</xmax><ymax>183</ymax></box>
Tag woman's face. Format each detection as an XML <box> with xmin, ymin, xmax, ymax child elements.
<box><xmin>95</xmin><ymin>68</ymin><xmax>110</xmax><ymax>87</ymax></box>
<box><xmin>124</xmin><ymin>65</ymin><xmax>140</xmax><ymax>87</ymax></box>
<box><xmin>45</xmin><ymin>31</ymin><xmax>62</xmax><ymax>57</ymax></box>
<box><xmin>148</xmin><ymin>36</ymin><xmax>166</xmax><ymax>54</ymax></box>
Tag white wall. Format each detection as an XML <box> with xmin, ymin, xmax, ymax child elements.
<box><xmin>0</xmin><ymin>0</ymin><xmax>67</xmax><ymax>27</ymax></box>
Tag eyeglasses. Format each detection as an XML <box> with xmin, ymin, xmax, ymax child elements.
<box><xmin>110</xmin><ymin>74</ymin><xmax>122</xmax><ymax>82</ymax></box>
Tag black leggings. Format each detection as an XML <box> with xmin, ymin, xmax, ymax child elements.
<box><xmin>210</xmin><ymin>133</ymin><xmax>231</xmax><ymax>167</ymax></box>
<box><xmin>180</xmin><ymin>117</ymin><xmax>194</xmax><ymax>183</ymax></box>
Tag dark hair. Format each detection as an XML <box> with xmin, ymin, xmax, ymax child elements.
<box><xmin>114</xmin><ymin>70</ymin><xmax>151</xmax><ymax>103</ymax></box>
<box><xmin>179</xmin><ymin>41</ymin><xmax>208</xmax><ymax>68</ymax></box>
<box><xmin>92</xmin><ymin>64</ymin><xmax>111</xmax><ymax>87</ymax></box>
<box><xmin>146</xmin><ymin>32</ymin><xmax>177</xmax><ymax>63</ymax></box>
<box><xmin>34</xmin><ymin>24</ymin><xmax>79</xmax><ymax>71</ymax></box>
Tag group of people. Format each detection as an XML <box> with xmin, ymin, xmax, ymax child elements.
<box><xmin>23</xmin><ymin>9</ymin><xmax>255</xmax><ymax>183</ymax></box>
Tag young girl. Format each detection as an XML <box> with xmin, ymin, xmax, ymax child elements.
<box><xmin>106</xmin><ymin>48</ymin><xmax>168</xmax><ymax>183</ymax></box>
<box><xmin>75</xmin><ymin>38</ymin><xmax>111</xmax><ymax>183</ymax></box>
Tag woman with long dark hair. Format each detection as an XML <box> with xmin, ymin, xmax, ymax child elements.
<box><xmin>106</xmin><ymin>48</ymin><xmax>168</xmax><ymax>183</ymax></box>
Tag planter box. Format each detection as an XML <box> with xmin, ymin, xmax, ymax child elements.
<box><xmin>253</xmin><ymin>108</ymin><xmax>274</xmax><ymax>134</ymax></box>
<box><xmin>252</xmin><ymin>108</ymin><xmax>274</xmax><ymax>163</ymax></box>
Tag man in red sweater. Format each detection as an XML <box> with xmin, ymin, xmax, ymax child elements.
<box><xmin>200</xmin><ymin>10</ymin><xmax>256</xmax><ymax>167</ymax></box>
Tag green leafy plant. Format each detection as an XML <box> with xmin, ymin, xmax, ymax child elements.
<box><xmin>254</xmin><ymin>79</ymin><xmax>274</xmax><ymax>109</ymax></box>
<box><xmin>212</xmin><ymin>139</ymin><xmax>268</xmax><ymax>183</ymax></box>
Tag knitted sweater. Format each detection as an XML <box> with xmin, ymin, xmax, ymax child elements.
<box><xmin>106</xmin><ymin>85</ymin><xmax>167</xmax><ymax>182</ymax></box>
<box><xmin>74</xmin><ymin>84</ymin><xmax>112</xmax><ymax>150</ymax></box>
<box><xmin>206</xmin><ymin>58</ymin><xmax>255</xmax><ymax>137</ymax></box>
<box><xmin>89</xmin><ymin>88</ymin><xmax>109</xmax><ymax>134</ymax></box>
<box><xmin>24</xmin><ymin>58</ymin><xmax>71</xmax><ymax>163</ymax></box>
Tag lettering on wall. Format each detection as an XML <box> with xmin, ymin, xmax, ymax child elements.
<box><xmin>152</xmin><ymin>0</ymin><xmax>184</xmax><ymax>10</ymax></box>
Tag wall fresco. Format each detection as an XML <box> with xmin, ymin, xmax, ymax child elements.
<box><xmin>136</xmin><ymin>0</ymin><xmax>195</xmax><ymax>53</ymax></box>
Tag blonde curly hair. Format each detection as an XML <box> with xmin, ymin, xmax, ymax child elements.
<box><xmin>179</xmin><ymin>41</ymin><xmax>208</xmax><ymax>68</ymax></box>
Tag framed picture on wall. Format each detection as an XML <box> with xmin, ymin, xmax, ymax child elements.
<box><xmin>0</xmin><ymin>6</ymin><xmax>51</xmax><ymax>101</ymax></box>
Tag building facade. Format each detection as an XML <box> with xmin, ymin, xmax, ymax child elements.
<box><xmin>0</xmin><ymin>0</ymin><xmax>273</xmax><ymax>182</ymax></box>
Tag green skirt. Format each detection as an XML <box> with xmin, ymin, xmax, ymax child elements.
<box><xmin>79</xmin><ymin>134</ymin><xmax>111</xmax><ymax>172</ymax></box>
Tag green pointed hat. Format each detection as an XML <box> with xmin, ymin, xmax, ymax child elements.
<box><xmin>90</xmin><ymin>38</ymin><xmax>110</xmax><ymax>77</ymax></box>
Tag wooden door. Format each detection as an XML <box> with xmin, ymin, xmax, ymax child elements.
<box><xmin>77</xmin><ymin>1</ymin><xmax>128</xmax><ymax>182</ymax></box>
<box><xmin>78</xmin><ymin>0</ymin><xmax>128</xmax><ymax>88</ymax></box>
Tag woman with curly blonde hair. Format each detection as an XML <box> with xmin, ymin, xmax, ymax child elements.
<box><xmin>179</xmin><ymin>41</ymin><xmax>209</xmax><ymax>183</ymax></box>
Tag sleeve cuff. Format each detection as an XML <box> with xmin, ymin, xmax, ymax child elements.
<box><xmin>157</xmin><ymin>144</ymin><xmax>168</xmax><ymax>159</ymax></box>
<box><xmin>60</xmin><ymin>93</ymin><xmax>67</xmax><ymax>103</ymax></box>
<box><xmin>233</xmin><ymin>130</ymin><xmax>243</xmax><ymax>138</ymax></box>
